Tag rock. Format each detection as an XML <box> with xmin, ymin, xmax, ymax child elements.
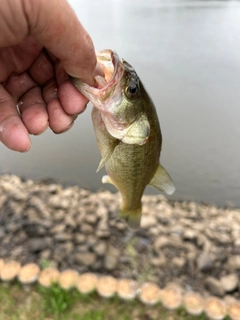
<box><xmin>38</xmin><ymin>267</ymin><xmax>60</xmax><ymax>287</ymax></box>
<box><xmin>59</xmin><ymin>242</ymin><xmax>74</xmax><ymax>255</ymax></box>
<box><xmin>39</xmin><ymin>249</ymin><xmax>52</xmax><ymax>260</ymax></box>
<box><xmin>0</xmin><ymin>260</ymin><xmax>21</xmax><ymax>281</ymax></box>
<box><xmin>204</xmin><ymin>297</ymin><xmax>227</xmax><ymax>320</ymax></box>
<box><xmin>29</xmin><ymin>238</ymin><xmax>52</xmax><ymax>253</ymax></box>
<box><xmin>86</xmin><ymin>235</ymin><xmax>97</xmax><ymax>247</ymax></box>
<box><xmin>54</xmin><ymin>233</ymin><xmax>73</xmax><ymax>242</ymax></box>
<box><xmin>205</xmin><ymin>277</ymin><xmax>225</xmax><ymax>297</ymax></box>
<box><xmin>96</xmin><ymin>228</ymin><xmax>110</xmax><ymax>239</ymax></box>
<box><xmin>170</xmin><ymin>225</ymin><xmax>184</xmax><ymax>237</ymax></box>
<box><xmin>53</xmin><ymin>249</ymin><xmax>68</xmax><ymax>263</ymax></box>
<box><xmin>140</xmin><ymin>215</ymin><xmax>156</xmax><ymax>229</ymax></box>
<box><xmin>96</xmin><ymin>276</ymin><xmax>117</xmax><ymax>298</ymax></box>
<box><xmin>84</xmin><ymin>214</ymin><xmax>98</xmax><ymax>225</ymax></box>
<box><xmin>160</xmin><ymin>285</ymin><xmax>183</xmax><ymax>310</ymax></box>
<box><xmin>11</xmin><ymin>246</ymin><xmax>24</xmax><ymax>257</ymax></box>
<box><xmin>228</xmin><ymin>301</ymin><xmax>240</xmax><ymax>320</ymax></box>
<box><xmin>74</xmin><ymin>234</ymin><xmax>86</xmax><ymax>244</ymax></box>
<box><xmin>153</xmin><ymin>236</ymin><xmax>170</xmax><ymax>251</ymax></box>
<box><xmin>22</xmin><ymin>222</ymin><xmax>47</xmax><ymax>237</ymax></box>
<box><xmin>104</xmin><ymin>255</ymin><xmax>119</xmax><ymax>270</ymax></box>
<box><xmin>220</xmin><ymin>273</ymin><xmax>239</xmax><ymax>292</ymax></box>
<box><xmin>96</xmin><ymin>205</ymin><xmax>109</xmax><ymax>219</ymax></box>
<box><xmin>197</xmin><ymin>251</ymin><xmax>214</xmax><ymax>272</ymax></box>
<box><xmin>76</xmin><ymin>273</ymin><xmax>98</xmax><ymax>294</ymax></box>
<box><xmin>117</xmin><ymin>278</ymin><xmax>139</xmax><ymax>300</ymax></box>
<box><xmin>93</xmin><ymin>241</ymin><xmax>107</xmax><ymax>256</ymax></box>
<box><xmin>196</xmin><ymin>234</ymin><xmax>208</xmax><ymax>248</ymax></box>
<box><xmin>0</xmin><ymin>194</ymin><xmax>7</xmax><ymax>208</ymax></box>
<box><xmin>183</xmin><ymin>292</ymin><xmax>204</xmax><ymax>316</ymax></box>
<box><xmin>114</xmin><ymin>220</ymin><xmax>127</xmax><ymax>231</ymax></box>
<box><xmin>148</xmin><ymin>227</ymin><xmax>159</xmax><ymax>236</ymax></box>
<box><xmin>64</xmin><ymin>216</ymin><xmax>77</xmax><ymax>229</ymax></box>
<box><xmin>151</xmin><ymin>254</ymin><xmax>167</xmax><ymax>267</ymax></box>
<box><xmin>74</xmin><ymin>252</ymin><xmax>97</xmax><ymax>266</ymax></box>
<box><xmin>18</xmin><ymin>263</ymin><xmax>40</xmax><ymax>284</ymax></box>
<box><xmin>216</xmin><ymin>233</ymin><xmax>232</xmax><ymax>245</ymax></box>
<box><xmin>183</xmin><ymin>229</ymin><xmax>197</xmax><ymax>241</ymax></box>
<box><xmin>0</xmin><ymin>228</ymin><xmax>5</xmax><ymax>239</ymax></box>
<box><xmin>107</xmin><ymin>245</ymin><xmax>120</xmax><ymax>257</ymax></box>
<box><xmin>172</xmin><ymin>257</ymin><xmax>185</xmax><ymax>269</ymax></box>
<box><xmin>52</xmin><ymin>210</ymin><xmax>65</xmax><ymax>221</ymax></box>
<box><xmin>76</xmin><ymin>244</ymin><xmax>89</xmax><ymax>252</ymax></box>
<box><xmin>80</xmin><ymin>224</ymin><xmax>94</xmax><ymax>234</ymax></box>
<box><xmin>228</xmin><ymin>256</ymin><xmax>240</xmax><ymax>270</ymax></box>
<box><xmin>49</xmin><ymin>196</ymin><xmax>69</xmax><ymax>209</ymax></box>
<box><xmin>139</xmin><ymin>282</ymin><xmax>161</xmax><ymax>305</ymax></box>
<box><xmin>6</xmin><ymin>222</ymin><xmax>21</xmax><ymax>233</ymax></box>
<box><xmin>50</xmin><ymin>224</ymin><xmax>65</xmax><ymax>234</ymax></box>
<box><xmin>58</xmin><ymin>269</ymin><xmax>79</xmax><ymax>290</ymax></box>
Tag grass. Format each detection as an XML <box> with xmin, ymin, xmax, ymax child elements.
<box><xmin>0</xmin><ymin>282</ymin><xmax>231</xmax><ymax>320</ymax></box>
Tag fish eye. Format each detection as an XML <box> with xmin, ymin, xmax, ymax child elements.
<box><xmin>129</xmin><ymin>84</ymin><xmax>137</xmax><ymax>94</ymax></box>
<box><xmin>125</xmin><ymin>83</ymin><xmax>139</xmax><ymax>99</ymax></box>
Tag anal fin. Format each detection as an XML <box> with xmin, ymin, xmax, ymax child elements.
<box><xmin>149</xmin><ymin>163</ymin><xmax>175</xmax><ymax>195</ymax></box>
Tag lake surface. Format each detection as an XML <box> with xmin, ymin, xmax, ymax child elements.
<box><xmin>1</xmin><ymin>0</ymin><xmax>240</xmax><ymax>207</ymax></box>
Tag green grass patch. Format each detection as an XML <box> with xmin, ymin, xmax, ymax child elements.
<box><xmin>0</xmin><ymin>281</ymin><xmax>219</xmax><ymax>320</ymax></box>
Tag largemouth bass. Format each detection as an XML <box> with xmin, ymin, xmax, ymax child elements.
<box><xmin>71</xmin><ymin>49</ymin><xmax>175</xmax><ymax>228</ymax></box>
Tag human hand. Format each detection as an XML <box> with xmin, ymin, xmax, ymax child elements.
<box><xmin>0</xmin><ymin>0</ymin><xmax>101</xmax><ymax>152</ymax></box>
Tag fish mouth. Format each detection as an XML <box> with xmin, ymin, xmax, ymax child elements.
<box><xmin>70</xmin><ymin>50</ymin><xmax>124</xmax><ymax>108</ymax></box>
<box><xmin>95</xmin><ymin>50</ymin><xmax>124</xmax><ymax>92</ymax></box>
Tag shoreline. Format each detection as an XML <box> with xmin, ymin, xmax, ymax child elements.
<box><xmin>0</xmin><ymin>174</ymin><xmax>240</xmax><ymax>319</ymax></box>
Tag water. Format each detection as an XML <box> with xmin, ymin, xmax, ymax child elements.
<box><xmin>1</xmin><ymin>0</ymin><xmax>240</xmax><ymax>207</ymax></box>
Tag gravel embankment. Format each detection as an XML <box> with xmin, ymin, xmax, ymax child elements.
<box><xmin>0</xmin><ymin>174</ymin><xmax>240</xmax><ymax>317</ymax></box>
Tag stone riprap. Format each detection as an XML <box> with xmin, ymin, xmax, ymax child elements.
<box><xmin>0</xmin><ymin>174</ymin><xmax>240</xmax><ymax>319</ymax></box>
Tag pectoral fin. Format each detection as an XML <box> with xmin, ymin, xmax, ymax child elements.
<box><xmin>92</xmin><ymin>107</ymin><xmax>120</xmax><ymax>172</ymax></box>
<box><xmin>149</xmin><ymin>164</ymin><xmax>175</xmax><ymax>195</ymax></box>
<box><xmin>96</xmin><ymin>139</ymin><xmax>120</xmax><ymax>172</ymax></box>
<box><xmin>122</xmin><ymin>113</ymin><xmax>150</xmax><ymax>146</ymax></box>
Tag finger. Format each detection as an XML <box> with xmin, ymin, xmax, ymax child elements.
<box><xmin>0</xmin><ymin>84</ymin><xmax>31</xmax><ymax>152</ymax></box>
<box><xmin>24</xmin><ymin>0</ymin><xmax>97</xmax><ymax>84</ymax></box>
<box><xmin>47</xmin><ymin>99</ymin><xmax>76</xmax><ymax>134</ymax></box>
<box><xmin>55</xmin><ymin>62</ymin><xmax>88</xmax><ymax>115</ymax></box>
<box><xmin>0</xmin><ymin>36</ymin><xmax>42</xmax><ymax>82</ymax></box>
<box><xmin>43</xmin><ymin>80</ymin><xmax>76</xmax><ymax>133</ymax></box>
<box><xmin>19</xmin><ymin>86</ymin><xmax>49</xmax><ymax>135</ymax></box>
<box><xmin>28</xmin><ymin>50</ymin><xmax>55</xmax><ymax>85</ymax></box>
<box><xmin>58</xmin><ymin>82</ymin><xmax>88</xmax><ymax>115</ymax></box>
<box><xmin>4</xmin><ymin>72</ymin><xmax>37</xmax><ymax>102</ymax></box>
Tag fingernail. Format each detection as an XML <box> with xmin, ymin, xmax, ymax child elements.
<box><xmin>81</xmin><ymin>63</ymin><xmax>104</xmax><ymax>86</ymax></box>
<box><xmin>19</xmin><ymin>143</ymin><xmax>32</xmax><ymax>153</ymax></box>
<box><xmin>78</xmin><ymin>103</ymin><xmax>88</xmax><ymax>115</ymax></box>
<box><xmin>53</xmin><ymin>120</ymin><xmax>75</xmax><ymax>134</ymax></box>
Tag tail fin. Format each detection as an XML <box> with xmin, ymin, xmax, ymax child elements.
<box><xmin>119</xmin><ymin>207</ymin><xmax>142</xmax><ymax>230</ymax></box>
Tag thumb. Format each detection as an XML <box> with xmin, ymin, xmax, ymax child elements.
<box><xmin>24</xmin><ymin>0</ymin><xmax>97</xmax><ymax>85</ymax></box>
